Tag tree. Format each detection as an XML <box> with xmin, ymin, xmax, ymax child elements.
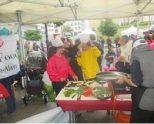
<box><xmin>53</xmin><ymin>21</ymin><xmax>65</xmax><ymax>27</ymax></box>
<box><xmin>98</xmin><ymin>19</ymin><xmax>118</xmax><ymax>37</ymax></box>
<box><xmin>24</xmin><ymin>29</ymin><xmax>42</xmax><ymax>41</ymax></box>
<box><xmin>62</xmin><ymin>25</ymin><xmax>73</xmax><ymax>33</ymax></box>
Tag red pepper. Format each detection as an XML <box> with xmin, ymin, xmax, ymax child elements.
<box><xmin>83</xmin><ymin>88</ymin><xmax>93</xmax><ymax>97</ymax></box>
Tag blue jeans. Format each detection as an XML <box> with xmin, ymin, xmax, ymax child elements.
<box><xmin>0</xmin><ymin>75</ymin><xmax>16</xmax><ymax>114</ymax></box>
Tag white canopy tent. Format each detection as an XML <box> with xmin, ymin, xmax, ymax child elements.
<box><xmin>121</xmin><ymin>26</ymin><xmax>144</xmax><ymax>36</ymax></box>
<box><xmin>0</xmin><ymin>0</ymin><xmax>154</xmax><ymax>24</ymax></box>
<box><xmin>143</xmin><ymin>25</ymin><xmax>154</xmax><ymax>33</ymax></box>
<box><xmin>0</xmin><ymin>0</ymin><xmax>154</xmax><ymax>62</ymax></box>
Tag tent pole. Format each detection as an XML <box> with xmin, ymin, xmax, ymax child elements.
<box><xmin>16</xmin><ymin>10</ymin><xmax>26</xmax><ymax>89</ymax></box>
<box><xmin>137</xmin><ymin>14</ymin><xmax>140</xmax><ymax>37</ymax></box>
<box><xmin>16</xmin><ymin>10</ymin><xmax>25</xmax><ymax>64</ymax></box>
<box><xmin>44</xmin><ymin>23</ymin><xmax>49</xmax><ymax>55</ymax></box>
<box><xmin>148</xmin><ymin>16</ymin><xmax>150</xmax><ymax>34</ymax></box>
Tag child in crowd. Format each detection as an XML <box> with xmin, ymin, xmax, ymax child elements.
<box><xmin>105</xmin><ymin>47</ymin><xmax>116</xmax><ymax>67</ymax></box>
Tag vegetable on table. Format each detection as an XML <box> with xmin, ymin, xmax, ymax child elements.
<box><xmin>83</xmin><ymin>88</ymin><xmax>93</xmax><ymax>97</ymax></box>
<box><xmin>63</xmin><ymin>89</ymin><xmax>75</xmax><ymax>97</ymax></box>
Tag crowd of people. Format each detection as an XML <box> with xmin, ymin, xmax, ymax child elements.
<box><xmin>1</xmin><ymin>29</ymin><xmax>154</xmax><ymax>123</ymax></box>
<box><xmin>46</xmin><ymin>32</ymin><xmax>154</xmax><ymax>123</ymax></box>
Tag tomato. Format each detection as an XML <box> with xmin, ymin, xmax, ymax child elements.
<box><xmin>83</xmin><ymin>88</ymin><xmax>93</xmax><ymax>97</ymax></box>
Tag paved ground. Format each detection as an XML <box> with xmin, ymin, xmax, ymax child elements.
<box><xmin>0</xmin><ymin>86</ymin><xmax>113</xmax><ymax>123</ymax></box>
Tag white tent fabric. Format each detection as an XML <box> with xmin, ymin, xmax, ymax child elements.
<box><xmin>0</xmin><ymin>0</ymin><xmax>154</xmax><ymax>24</ymax></box>
<box><xmin>78</xmin><ymin>28</ymin><xmax>96</xmax><ymax>43</ymax></box>
<box><xmin>143</xmin><ymin>25</ymin><xmax>154</xmax><ymax>33</ymax></box>
<box><xmin>121</xmin><ymin>26</ymin><xmax>144</xmax><ymax>36</ymax></box>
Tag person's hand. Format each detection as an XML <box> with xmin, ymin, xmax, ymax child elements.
<box><xmin>73</xmin><ymin>75</ymin><xmax>78</xmax><ymax>81</ymax></box>
<box><xmin>116</xmin><ymin>77</ymin><xmax>126</xmax><ymax>84</ymax></box>
<box><xmin>60</xmin><ymin>78</ymin><xmax>65</xmax><ymax>82</ymax></box>
<box><xmin>77</xmin><ymin>51</ymin><xmax>81</xmax><ymax>57</ymax></box>
<box><xmin>116</xmin><ymin>77</ymin><xmax>137</xmax><ymax>87</ymax></box>
<box><xmin>118</xmin><ymin>56</ymin><xmax>126</xmax><ymax>62</ymax></box>
<box><xmin>77</xmin><ymin>44</ymin><xmax>83</xmax><ymax>52</ymax></box>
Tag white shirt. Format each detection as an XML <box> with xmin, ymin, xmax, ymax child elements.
<box><xmin>121</xmin><ymin>40</ymin><xmax>133</xmax><ymax>62</ymax></box>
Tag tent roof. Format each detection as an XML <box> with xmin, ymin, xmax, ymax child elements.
<box><xmin>78</xmin><ymin>28</ymin><xmax>96</xmax><ymax>43</ymax></box>
<box><xmin>121</xmin><ymin>26</ymin><xmax>143</xmax><ymax>36</ymax></box>
<box><xmin>0</xmin><ymin>0</ymin><xmax>154</xmax><ymax>24</ymax></box>
<box><xmin>80</xmin><ymin>28</ymin><xmax>96</xmax><ymax>35</ymax></box>
<box><xmin>143</xmin><ymin>25</ymin><xmax>154</xmax><ymax>33</ymax></box>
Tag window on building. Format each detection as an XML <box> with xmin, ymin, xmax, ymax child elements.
<box><xmin>74</xmin><ymin>32</ymin><xmax>77</xmax><ymax>36</ymax></box>
<box><xmin>55</xmin><ymin>29</ymin><xmax>58</xmax><ymax>33</ymax></box>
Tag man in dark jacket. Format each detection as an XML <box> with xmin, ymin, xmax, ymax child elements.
<box><xmin>130</xmin><ymin>39</ymin><xmax>154</xmax><ymax>123</ymax></box>
<box><xmin>117</xmin><ymin>39</ymin><xmax>154</xmax><ymax>123</ymax></box>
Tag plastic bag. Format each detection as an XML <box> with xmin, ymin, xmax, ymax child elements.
<box><xmin>42</xmin><ymin>71</ymin><xmax>51</xmax><ymax>85</ymax></box>
<box><xmin>42</xmin><ymin>71</ymin><xmax>55</xmax><ymax>102</ymax></box>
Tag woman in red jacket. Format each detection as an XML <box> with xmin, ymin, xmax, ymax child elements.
<box><xmin>47</xmin><ymin>39</ymin><xmax>78</xmax><ymax>97</ymax></box>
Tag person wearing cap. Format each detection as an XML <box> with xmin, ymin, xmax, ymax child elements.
<box><xmin>77</xmin><ymin>35</ymin><xmax>101</xmax><ymax>80</ymax></box>
<box><xmin>119</xmin><ymin>35</ymin><xmax>133</xmax><ymax>62</ymax></box>
<box><xmin>117</xmin><ymin>39</ymin><xmax>154</xmax><ymax>123</ymax></box>
<box><xmin>47</xmin><ymin>39</ymin><xmax>78</xmax><ymax>97</ymax></box>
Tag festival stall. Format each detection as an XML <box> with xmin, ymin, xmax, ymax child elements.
<box><xmin>56</xmin><ymin>80</ymin><xmax>132</xmax><ymax>123</ymax></box>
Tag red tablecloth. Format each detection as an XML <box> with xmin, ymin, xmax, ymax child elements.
<box><xmin>56</xmin><ymin>82</ymin><xmax>132</xmax><ymax>112</ymax></box>
<box><xmin>57</xmin><ymin>98</ymin><xmax>132</xmax><ymax>111</ymax></box>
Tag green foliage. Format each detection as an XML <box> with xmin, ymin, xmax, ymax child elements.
<box><xmin>53</xmin><ymin>21</ymin><xmax>65</xmax><ymax>27</ymax></box>
<box><xmin>120</xmin><ymin>20</ymin><xmax>148</xmax><ymax>29</ymax></box>
<box><xmin>62</xmin><ymin>25</ymin><xmax>73</xmax><ymax>33</ymax></box>
<box><xmin>98</xmin><ymin>19</ymin><xmax>118</xmax><ymax>37</ymax></box>
<box><xmin>24</xmin><ymin>29</ymin><xmax>42</xmax><ymax>41</ymax></box>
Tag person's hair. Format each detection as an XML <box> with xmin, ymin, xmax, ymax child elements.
<box><xmin>121</xmin><ymin>35</ymin><xmax>129</xmax><ymax>43</ymax></box>
<box><xmin>47</xmin><ymin>46</ymin><xmax>57</xmax><ymax>59</ymax></box>
<box><xmin>144</xmin><ymin>34</ymin><xmax>151</xmax><ymax>41</ymax></box>
<box><xmin>75</xmin><ymin>38</ymin><xmax>81</xmax><ymax>46</ymax></box>
<box><xmin>152</xmin><ymin>33</ymin><xmax>154</xmax><ymax>40</ymax></box>
<box><xmin>66</xmin><ymin>37</ymin><xmax>73</xmax><ymax>45</ymax></box>
<box><xmin>90</xmin><ymin>34</ymin><xmax>96</xmax><ymax>41</ymax></box>
<box><xmin>87</xmin><ymin>41</ymin><xmax>92</xmax><ymax>47</ymax></box>
<box><xmin>61</xmin><ymin>37</ymin><xmax>66</xmax><ymax>43</ymax></box>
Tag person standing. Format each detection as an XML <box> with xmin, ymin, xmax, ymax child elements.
<box><xmin>105</xmin><ymin>47</ymin><xmax>116</xmax><ymax>67</ymax></box>
<box><xmin>106</xmin><ymin>37</ymin><xmax>112</xmax><ymax>49</ymax></box>
<box><xmin>114</xmin><ymin>36</ymin><xmax>120</xmax><ymax>48</ymax></box>
<box><xmin>69</xmin><ymin>39</ymin><xmax>84</xmax><ymax>81</ymax></box>
<box><xmin>100</xmin><ymin>37</ymin><xmax>105</xmax><ymax>50</ymax></box>
<box><xmin>119</xmin><ymin>35</ymin><xmax>133</xmax><ymax>62</ymax></box>
<box><xmin>130</xmin><ymin>39</ymin><xmax>154</xmax><ymax>122</ymax></box>
<box><xmin>47</xmin><ymin>39</ymin><xmax>78</xmax><ymax>96</ymax></box>
<box><xmin>77</xmin><ymin>41</ymin><xmax>101</xmax><ymax>80</ymax></box>
<box><xmin>0</xmin><ymin>35</ymin><xmax>20</xmax><ymax>114</ymax></box>
<box><xmin>117</xmin><ymin>39</ymin><xmax>154</xmax><ymax>123</ymax></box>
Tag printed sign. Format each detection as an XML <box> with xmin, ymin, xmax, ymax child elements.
<box><xmin>0</xmin><ymin>35</ymin><xmax>20</xmax><ymax>79</ymax></box>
